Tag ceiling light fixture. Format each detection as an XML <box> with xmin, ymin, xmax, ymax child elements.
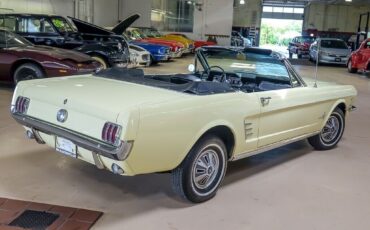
<box><xmin>240</xmin><ymin>0</ymin><xmax>245</xmax><ymax>4</ymax></box>
<box><xmin>345</xmin><ymin>0</ymin><xmax>352</xmax><ymax>2</ymax></box>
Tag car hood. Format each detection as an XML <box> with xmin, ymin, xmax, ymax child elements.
<box><xmin>320</xmin><ymin>47</ymin><xmax>351</xmax><ymax>56</ymax></box>
<box><xmin>10</xmin><ymin>45</ymin><xmax>93</xmax><ymax>62</ymax></box>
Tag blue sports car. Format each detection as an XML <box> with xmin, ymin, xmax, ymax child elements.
<box><xmin>122</xmin><ymin>34</ymin><xmax>170</xmax><ymax>63</ymax></box>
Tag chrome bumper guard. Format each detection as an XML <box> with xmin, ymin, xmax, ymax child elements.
<box><xmin>12</xmin><ymin>112</ymin><xmax>132</xmax><ymax>161</ymax></box>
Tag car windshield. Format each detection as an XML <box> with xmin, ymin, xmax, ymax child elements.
<box><xmin>201</xmin><ymin>48</ymin><xmax>290</xmax><ymax>81</ymax></box>
<box><xmin>130</xmin><ymin>29</ymin><xmax>145</xmax><ymax>39</ymax></box>
<box><xmin>297</xmin><ymin>36</ymin><xmax>315</xmax><ymax>43</ymax></box>
<box><xmin>321</xmin><ymin>40</ymin><xmax>347</xmax><ymax>49</ymax></box>
<box><xmin>51</xmin><ymin>17</ymin><xmax>75</xmax><ymax>33</ymax></box>
<box><xmin>0</xmin><ymin>30</ymin><xmax>33</xmax><ymax>48</ymax></box>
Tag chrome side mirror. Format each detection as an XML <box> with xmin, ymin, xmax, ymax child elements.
<box><xmin>188</xmin><ymin>64</ymin><xmax>195</xmax><ymax>73</ymax></box>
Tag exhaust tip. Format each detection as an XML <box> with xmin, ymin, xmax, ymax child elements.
<box><xmin>111</xmin><ymin>163</ymin><xmax>124</xmax><ymax>175</ymax></box>
<box><xmin>26</xmin><ymin>130</ymin><xmax>35</xmax><ymax>139</ymax></box>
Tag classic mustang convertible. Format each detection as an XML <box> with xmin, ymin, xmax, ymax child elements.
<box><xmin>11</xmin><ymin>46</ymin><xmax>357</xmax><ymax>203</ymax></box>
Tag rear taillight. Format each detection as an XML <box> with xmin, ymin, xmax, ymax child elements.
<box><xmin>14</xmin><ymin>96</ymin><xmax>30</xmax><ymax>114</ymax></box>
<box><xmin>102</xmin><ymin>122</ymin><xmax>122</xmax><ymax>146</ymax></box>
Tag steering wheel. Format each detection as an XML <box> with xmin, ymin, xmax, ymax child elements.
<box><xmin>206</xmin><ymin>65</ymin><xmax>227</xmax><ymax>82</ymax></box>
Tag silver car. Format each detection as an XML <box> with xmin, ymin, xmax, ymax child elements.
<box><xmin>309</xmin><ymin>38</ymin><xmax>351</xmax><ymax>65</ymax></box>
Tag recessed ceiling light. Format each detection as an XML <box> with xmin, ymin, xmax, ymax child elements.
<box><xmin>240</xmin><ymin>0</ymin><xmax>245</xmax><ymax>4</ymax></box>
<box><xmin>345</xmin><ymin>0</ymin><xmax>352</xmax><ymax>2</ymax></box>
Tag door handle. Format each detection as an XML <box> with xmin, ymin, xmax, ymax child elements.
<box><xmin>260</xmin><ymin>97</ymin><xmax>272</xmax><ymax>106</ymax></box>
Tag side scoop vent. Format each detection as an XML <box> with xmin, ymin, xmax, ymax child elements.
<box><xmin>244</xmin><ymin>121</ymin><xmax>253</xmax><ymax>140</ymax></box>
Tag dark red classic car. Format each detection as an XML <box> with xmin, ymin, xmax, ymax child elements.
<box><xmin>348</xmin><ymin>38</ymin><xmax>370</xmax><ymax>73</ymax></box>
<box><xmin>0</xmin><ymin>29</ymin><xmax>101</xmax><ymax>84</ymax></box>
<box><xmin>288</xmin><ymin>36</ymin><xmax>316</xmax><ymax>59</ymax></box>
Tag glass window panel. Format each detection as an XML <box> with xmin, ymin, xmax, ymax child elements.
<box><xmin>273</xmin><ymin>7</ymin><xmax>283</xmax><ymax>13</ymax></box>
<box><xmin>294</xmin><ymin>8</ymin><xmax>304</xmax><ymax>14</ymax></box>
<box><xmin>263</xmin><ymin>6</ymin><xmax>273</xmax><ymax>12</ymax></box>
<box><xmin>283</xmin><ymin>7</ymin><xmax>294</xmax><ymax>13</ymax></box>
<box><xmin>151</xmin><ymin>0</ymin><xmax>194</xmax><ymax>32</ymax></box>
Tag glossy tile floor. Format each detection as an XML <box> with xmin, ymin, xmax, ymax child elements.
<box><xmin>0</xmin><ymin>56</ymin><xmax>369</xmax><ymax>230</ymax></box>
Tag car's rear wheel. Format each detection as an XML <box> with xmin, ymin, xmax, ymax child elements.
<box><xmin>13</xmin><ymin>63</ymin><xmax>45</xmax><ymax>84</ymax></box>
<box><xmin>347</xmin><ymin>60</ymin><xmax>357</xmax><ymax>73</ymax></box>
<box><xmin>91</xmin><ymin>55</ymin><xmax>108</xmax><ymax>69</ymax></box>
<box><xmin>308</xmin><ymin>108</ymin><xmax>345</xmax><ymax>150</ymax></box>
<box><xmin>171</xmin><ymin>135</ymin><xmax>227</xmax><ymax>203</ymax></box>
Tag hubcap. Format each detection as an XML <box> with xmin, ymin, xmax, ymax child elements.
<box><xmin>192</xmin><ymin>149</ymin><xmax>220</xmax><ymax>190</ymax></box>
<box><xmin>321</xmin><ymin>115</ymin><xmax>340</xmax><ymax>143</ymax></box>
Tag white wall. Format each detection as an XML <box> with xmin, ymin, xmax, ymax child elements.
<box><xmin>0</xmin><ymin>0</ymin><xmax>119</xmax><ymax>27</ymax></box>
<box><xmin>233</xmin><ymin>0</ymin><xmax>262</xmax><ymax>28</ymax></box>
<box><xmin>118</xmin><ymin>0</ymin><xmax>234</xmax><ymax>45</ymax></box>
<box><xmin>303</xmin><ymin>3</ymin><xmax>370</xmax><ymax>32</ymax></box>
<box><xmin>93</xmin><ymin>0</ymin><xmax>119</xmax><ymax>26</ymax></box>
<box><xmin>119</xmin><ymin>0</ymin><xmax>151</xmax><ymax>27</ymax></box>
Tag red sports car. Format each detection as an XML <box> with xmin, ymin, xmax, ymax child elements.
<box><xmin>0</xmin><ymin>29</ymin><xmax>101</xmax><ymax>84</ymax></box>
<box><xmin>348</xmin><ymin>38</ymin><xmax>370</xmax><ymax>73</ymax></box>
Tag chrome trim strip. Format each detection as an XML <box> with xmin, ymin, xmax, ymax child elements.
<box><xmin>348</xmin><ymin>105</ymin><xmax>357</xmax><ymax>112</ymax></box>
<box><xmin>230</xmin><ymin>131</ymin><xmax>320</xmax><ymax>161</ymax></box>
<box><xmin>12</xmin><ymin>112</ymin><xmax>131</xmax><ymax>161</ymax></box>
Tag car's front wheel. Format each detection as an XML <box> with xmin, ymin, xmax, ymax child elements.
<box><xmin>172</xmin><ymin>135</ymin><xmax>227</xmax><ymax>203</ymax></box>
<box><xmin>91</xmin><ymin>55</ymin><xmax>108</xmax><ymax>69</ymax></box>
<box><xmin>13</xmin><ymin>63</ymin><xmax>45</xmax><ymax>84</ymax></box>
<box><xmin>308</xmin><ymin>108</ymin><xmax>345</xmax><ymax>150</ymax></box>
<box><xmin>347</xmin><ymin>60</ymin><xmax>357</xmax><ymax>73</ymax></box>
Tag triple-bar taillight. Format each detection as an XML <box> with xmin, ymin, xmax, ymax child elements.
<box><xmin>102</xmin><ymin>122</ymin><xmax>122</xmax><ymax>146</ymax></box>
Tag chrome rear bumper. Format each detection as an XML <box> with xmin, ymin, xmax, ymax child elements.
<box><xmin>11</xmin><ymin>112</ymin><xmax>132</xmax><ymax>161</ymax></box>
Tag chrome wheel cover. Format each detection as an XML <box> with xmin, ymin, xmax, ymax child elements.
<box><xmin>321</xmin><ymin>115</ymin><xmax>340</xmax><ymax>143</ymax></box>
<box><xmin>192</xmin><ymin>148</ymin><xmax>220</xmax><ymax>190</ymax></box>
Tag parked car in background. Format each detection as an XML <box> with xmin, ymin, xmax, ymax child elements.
<box><xmin>0</xmin><ymin>29</ymin><xmax>101</xmax><ymax>84</ymax></box>
<box><xmin>168</xmin><ymin>33</ymin><xmax>217</xmax><ymax>50</ymax></box>
<box><xmin>231</xmin><ymin>31</ymin><xmax>251</xmax><ymax>47</ymax></box>
<box><xmin>139</xmin><ymin>27</ymin><xmax>194</xmax><ymax>53</ymax></box>
<box><xmin>348</xmin><ymin>38</ymin><xmax>370</xmax><ymax>73</ymax></box>
<box><xmin>11</xmin><ymin>46</ymin><xmax>356</xmax><ymax>203</ymax></box>
<box><xmin>0</xmin><ymin>13</ymin><xmax>129</xmax><ymax>68</ymax></box>
<box><xmin>106</xmin><ymin>14</ymin><xmax>172</xmax><ymax>64</ymax></box>
<box><xmin>126</xmin><ymin>27</ymin><xmax>184</xmax><ymax>58</ymax></box>
<box><xmin>128</xmin><ymin>44</ymin><xmax>151</xmax><ymax>67</ymax></box>
<box><xmin>288</xmin><ymin>36</ymin><xmax>316</xmax><ymax>59</ymax></box>
<box><xmin>123</xmin><ymin>34</ymin><xmax>170</xmax><ymax>64</ymax></box>
<box><xmin>309</xmin><ymin>38</ymin><xmax>351</xmax><ymax>65</ymax></box>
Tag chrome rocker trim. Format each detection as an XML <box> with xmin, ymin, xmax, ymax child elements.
<box><xmin>230</xmin><ymin>131</ymin><xmax>320</xmax><ymax>161</ymax></box>
<box><xmin>12</xmin><ymin>112</ymin><xmax>131</xmax><ymax>161</ymax></box>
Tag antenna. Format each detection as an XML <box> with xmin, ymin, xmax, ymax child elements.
<box><xmin>314</xmin><ymin>38</ymin><xmax>320</xmax><ymax>88</ymax></box>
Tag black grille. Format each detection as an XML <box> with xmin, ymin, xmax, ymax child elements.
<box><xmin>9</xmin><ymin>210</ymin><xmax>59</xmax><ymax>230</ymax></box>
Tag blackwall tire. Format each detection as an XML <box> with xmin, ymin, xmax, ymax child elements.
<box><xmin>347</xmin><ymin>60</ymin><xmax>357</xmax><ymax>73</ymax></box>
<box><xmin>13</xmin><ymin>63</ymin><xmax>44</xmax><ymax>85</ymax></box>
<box><xmin>91</xmin><ymin>55</ymin><xmax>108</xmax><ymax>69</ymax></box>
<box><xmin>171</xmin><ymin>135</ymin><xmax>227</xmax><ymax>203</ymax></box>
<box><xmin>308</xmin><ymin>108</ymin><xmax>345</xmax><ymax>150</ymax></box>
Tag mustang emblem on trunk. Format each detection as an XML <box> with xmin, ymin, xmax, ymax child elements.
<box><xmin>57</xmin><ymin>109</ymin><xmax>68</xmax><ymax>123</ymax></box>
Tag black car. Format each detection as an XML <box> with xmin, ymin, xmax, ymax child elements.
<box><xmin>0</xmin><ymin>14</ymin><xmax>129</xmax><ymax>68</ymax></box>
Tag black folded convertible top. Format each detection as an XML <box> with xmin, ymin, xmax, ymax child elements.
<box><xmin>94</xmin><ymin>68</ymin><xmax>235</xmax><ymax>95</ymax></box>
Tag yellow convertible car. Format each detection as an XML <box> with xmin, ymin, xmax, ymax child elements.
<box><xmin>11</xmin><ymin>46</ymin><xmax>357</xmax><ymax>203</ymax></box>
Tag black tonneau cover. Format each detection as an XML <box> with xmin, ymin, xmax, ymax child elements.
<box><xmin>94</xmin><ymin>68</ymin><xmax>235</xmax><ymax>95</ymax></box>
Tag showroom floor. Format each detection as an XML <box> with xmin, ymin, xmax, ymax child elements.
<box><xmin>0</xmin><ymin>56</ymin><xmax>369</xmax><ymax>230</ymax></box>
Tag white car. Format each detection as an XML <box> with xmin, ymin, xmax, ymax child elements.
<box><xmin>129</xmin><ymin>44</ymin><xmax>151</xmax><ymax>67</ymax></box>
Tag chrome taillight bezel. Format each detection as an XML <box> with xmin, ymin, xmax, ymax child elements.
<box><xmin>13</xmin><ymin>96</ymin><xmax>30</xmax><ymax>114</ymax></box>
<box><xmin>102</xmin><ymin>122</ymin><xmax>122</xmax><ymax>146</ymax></box>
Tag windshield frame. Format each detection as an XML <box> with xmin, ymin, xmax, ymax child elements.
<box><xmin>0</xmin><ymin>29</ymin><xmax>33</xmax><ymax>48</ymax></box>
<box><xmin>50</xmin><ymin>16</ymin><xmax>76</xmax><ymax>34</ymax></box>
<box><xmin>195</xmin><ymin>47</ymin><xmax>306</xmax><ymax>89</ymax></box>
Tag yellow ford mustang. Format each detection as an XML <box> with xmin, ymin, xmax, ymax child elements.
<box><xmin>11</xmin><ymin>47</ymin><xmax>357</xmax><ymax>203</ymax></box>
